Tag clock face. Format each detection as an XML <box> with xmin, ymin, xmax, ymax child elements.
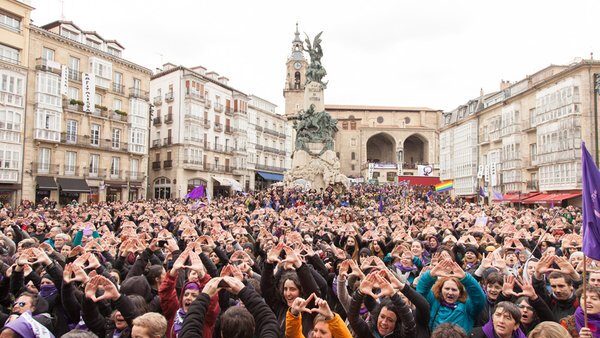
<box><xmin>294</xmin><ymin>62</ymin><xmax>301</xmax><ymax>70</ymax></box>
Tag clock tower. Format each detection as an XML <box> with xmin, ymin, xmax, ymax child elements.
<box><xmin>283</xmin><ymin>23</ymin><xmax>307</xmax><ymax>118</ymax></box>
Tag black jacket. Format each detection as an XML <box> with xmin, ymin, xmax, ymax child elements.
<box><xmin>348</xmin><ymin>291</ymin><xmax>416</xmax><ymax>338</ymax></box>
<box><xmin>179</xmin><ymin>286</ymin><xmax>280</xmax><ymax>338</ymax></box>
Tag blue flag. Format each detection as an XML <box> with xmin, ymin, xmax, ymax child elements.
<box><xmin>582</xmin><ymin>143</ymin><xmax>600</xmax><ymax>260</ymax></box>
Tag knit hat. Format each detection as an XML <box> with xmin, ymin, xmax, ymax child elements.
<box><xmin>120</xmin><ymin>276</ymin><xmax>153</xmax><ymax>302</ymax></box>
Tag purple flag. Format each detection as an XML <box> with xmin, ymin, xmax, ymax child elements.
<box><xmin>582</xmin><ymin>143</ymin><xmax>600</xmax><ymax>260</ymax></box>
<box><xmin>479</xmin><ymin>187</ymin><xmax>485</xmax><ymax>197</ymax></box>
<box><xmin>378</xmin><ymin>194</ymin><xmax>384</xmax><ymax>212</ymax></box>
<box><xmin>185</xmin><ymin>185</ymin><xmax>205</xmax><ymax>199</ymax></box>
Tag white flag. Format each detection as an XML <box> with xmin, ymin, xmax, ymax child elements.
<box><xmin>82</xmin><ymin>73</ymin><xmax>95</xmax><ymax>113</ymax></box>
<box><xmin>60</xmin><ymin>65</ymin><xmax>69</xmax><ymax>96</ymax></box>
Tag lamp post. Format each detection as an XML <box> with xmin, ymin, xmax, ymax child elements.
<box><xmin>146</xmin><ymin>103</ymin><xmax>154</xmax><ymax>199</ymax></box>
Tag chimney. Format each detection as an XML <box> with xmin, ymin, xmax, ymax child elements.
<box><xmin>218</xmin><ymin>76</ymin><xmax>229</xmax><ymax>86</ymax></box>
<box><xmin>500</xmin><ymin>80</ymin><xmax>511</xmax><ymax>91</ymax></box>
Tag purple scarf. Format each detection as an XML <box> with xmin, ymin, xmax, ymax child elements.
<box><xmin>394</xmin><ymin>263</ymin><xmax>416</xmax><ymax>273</ymax></box>
<box><xmin>39</xmin><ymin>285</ymin><xmax>58</xmax><ymax>299</ymax></box>
<box><xmin>172</xmin><ymin>308</ymin><xmax>186</xmax><ymax>335</ymax></box>
<box><xmin>482</xmin><ymin>320</ymin><xmax>527</xmax><ymax>338</ymax></box>
<box><xmin>575</xmin><ymin>307</ymin><xmax>600</xmax><ymax>337</ymax></box>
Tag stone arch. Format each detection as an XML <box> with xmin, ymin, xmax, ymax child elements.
<box><xmin>366</xmin><ymin>132</ymin><xmax>396</xmax><ymax>163</ymax></box>
<box><xmin>403</xmin><ymin>133</ymin><xmax>429</xmax><ymax>164</ymax></box>
<box><xmin>153</xmin><ymin>177</ymin><xmax>172</xmax><ymax>199</ymax></box>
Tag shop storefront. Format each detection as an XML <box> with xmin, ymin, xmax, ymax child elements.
<box><xmin>129</xmin><ymin>181</ymin><xmax>142</xmax><ymax>201</ymax></box>
<box><xmin>212</xmin><ymin>176</ymin><xmax>243</xmax><ymax>198</ymax></box>
<box><xmin>56</xmin><ymin>177</ymin><xmax>90</xmax><ymax>206</ymax></box>
<box><xmin>0</xmin><ymin>184</ymin><xmax>19</xmax><ymax>206</ymax></box>
<box><xmin>105</xmin><ymin>181</ymin><xmax>127</xmax><ymax>202</ymax></box>
<box><xmin>35</xmin><ymin>176</ymin><xmax>57</xmax><ymax>204</ymax></box>
<box><xmin>153</xmin><ymin>177</ymin><xmax>172</xmax><ymax>199</ymax></box>
<box><xmin>255</xmin><ymin>171</ymin><xmax>284</xmax><ymax>190</ymax></box>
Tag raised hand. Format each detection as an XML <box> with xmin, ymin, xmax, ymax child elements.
<box><xmin>359</xmin><ymin>272</ymin><xmax>380</xmax><ymax>299</ymax></box>
<box><xmin>375</xmin><ymin>274</ymin><xmax>396</xmax><ymax>297</ymax></box>
<box><xmin>516</xmin><ymin>277</ymin><xmax>537</xmax><ymax>300</ymax></box>
<box><xmin>338</xmin><ymin>260</ymin><xmax>351</xmax><ymax>279</ymax></box>
<box><xmin>502</xmin><ymin>275</ymin><xmax>517</xmax><ymax>297</ymax></box>
<box><xmin>92</xmin><ymin>276</ymin><xmax>120</xmax><ymax>302</ymax></box>
<box><xmin>379</xmin><ymin>268</ymin><xmax>405</xmax><ymax>291</ymax></box>
<box><xmin>283</xmin><ymin>245</ymin><xmax>302</xmax><ymax>269</ymax></box>
<box><xmin>187</xmin><ymin>250</ymin><xmax>206</xmax><ymax>278</ymax></box>
<box><xmin>290</xmin><ymin>293</ymin><xmax>315</xmax><ymax>316</ymax></box>
<box><xmin>449</xmin><ymin>261</ymin><xmax>466</xmax><ymax>279</ymax></box>
<box><xmin>221</xmin><ymin>276</ymin><xmax>245</xmax><ymax>295</ymax></box>
<box><xmin>348</xmin><ymin>260</ymin><xmax>365</xmax><ymax>279</ymax></box>
<box><xmin>266</xmin><ymin>243</ymin><xmax>284</xmax><ymax>264</ymax></box>
<box><xmin>202</xmin><ymin>277</ymin><xmax>223</xmax><ymax>297</ymax></box>
<box><xmin>310</xmin><ymin>296</ymin><xmax>334</xmax><ymax>320</ymax></box>
<box><xmin>170</xmin><ymin>250</ymin><xmax>189</xmax><ymax>276</ymax></box>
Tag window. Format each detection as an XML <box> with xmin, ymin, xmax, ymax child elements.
<box><xmin>42</xmin><ymin>48</ymin><xmax>54</xmax><ymax>61</ymax></box>
<box><xmin>95</xmin><ymin>93</ymin><xmax>102</xmax><ymax>106</ymax></box>
<box><xmin>133</xmin><ymin>78</ymin><xmax>141</xmax><ymax>89</ymax></box>
<box><xmin>377</xmin><ymin>116</ymin><xmax>384</xmax><ymax>124</ymax></box>
<box><xmin>112</xmin><ymin>128</ymin><xmax>121</xmax><ymax>149</ymax></box>
<box><xmin>342</xmin><ymin>121</ymin><xmax>348</xmax><ymax>130</ymax></box>
<box><xmin>69</xmin><ymin>56</ymin><xmax>80</xmax><ymax>72</ymax></box>
<box><xmin>66</xmin><ymin>120</ymin><xmax>77</xmax><ymax>143</ymax></box>
<box><xmin>351</xmin><ymin>152</ymin><xmax>356</xmax><ymax>160</ymax></box>
<box><xmin>89</xmin><ymin>154</ymin><xmax>99</xmax><ymax>176</ymax></box>
<box><xmin>107</xmin><ymin>47</ymin><xmax>121</xmax><ymax>57</ymax></box>
<box><xmin>38</xmin><ymin>148</ymin><xmax>51</xmax><ymax>173</ymax></box>
<box><xmin>351</xmin><ymin>164</ymin><xmax>355</xmax><ymax>171</ymax></box>
<box><xmin>0</xmin><ymin>110</ymin><xmax>21</xmax><ymax>132</ymax></box>
<box><xmin>110</xmin><ymin>157</ymin><xmax>120</xmax><ymax>177</ymax></box>
<box><xmin>86</xmin><ymin>38</ymin><xmax>101</xmax><ymax>49</ymax></box>
<box><xmin>0</xmin><ymin>148</ymin><xmax>19</xmax><ymax>172</ymax></box>
<box><xmin>60</xmin><ymin>27</ymin><xmax>79</xmax><ymax>41</ymax></box>
<box><xmin>350</xmin><ymin>121</ymin><xmax>357</xmax><ymax>130</ymax></box>
<box><xmin>65</xmin><ymin>152</ymin><xmax>76</xmax><ymax>175</ymax></box>
<box><xmin>0</xmin><ymin>12</ymin><xmax>20</xmax><ymax>32</ymax></box>
<box><xmin>68</xmin><ymin>87</ymin><xmax>79</xmax><ymax>100</ymax></box>
<box><xmin>0</xmin><ymin>44</ymin><xmax>19</xmax><ymax>64</ymax></box>
<box><xmin>351</xmin><ymin>138</ymin><xmax>357</xmax><ymax>147</ymax></box>
<box><xmin>130</xmin><ymin>159</ymin><xmax>139</xmax><ymax>179</ymax></box>
<box><xmin>113</xmin><ymin>98</ymin><xmax>122</xmax><ymax>111</ymax></box>
<box><xmin>36</xmin><ymin>73</ymin><xmax>61</xmax><ymax>107</ymax></box>
<box><xmin>90</xmin><ymin>124</ymin><xmax>100</xmax><ymax>146</ymax></box>
<box><xmin>114</xmin><ymin>72</ymin><xmax>122</xmax><ymax>85</ymax></box>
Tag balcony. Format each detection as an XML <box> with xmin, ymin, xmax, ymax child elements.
<box><xmin>35</xmin><ymin>58</ymin><xmax>61</xmax><ymax>74</ymax></box>
<box><xmin>183</xmin><ymin>136</ymin><xmax>203</xmax><ymax>143</ymax></box>
<box><xmin>214</xmin><ymin>103</ymin><xmax>223</xmax><ymax>112</ymax></box>
<box><xmin>60</xmin><ymin>133</ymin><xmax>130</xmax><ymax>153</ymax></box>
<box><xmin>163</xmin><ymin>137</ymin><xmax>172</xmax><ymax>146</ymax></box>
<box><xmin>127</xmin><ymin>171</ymin><xmax>144</xmax><ymax>182</ymax></box>
<box><xmin>112</xmin><ymin>83</ymin><xmax>125</xmax><ymax>95</ymax></box>
<box><xmin>185</xmin><ymin>90</ymin><xmax>204</xmax><ymax>101</ymax></box>
<box><xmin>224</xmin><ymin>126</ymin><xmax>233</xmax><ymax>134</ymax></box>
<box><xmin>32</xmin><ymin>162</ymin><xmax>60</xmax><ymax>175</ymax></box>
<box><xmin>0</xmin><ymin>91</ymin><xmax>24</xmax><ymax>107</ymax></box>
<box><xmin>153</xmin><ymin>95</ymin><xmax>162</xmax><ymax>106</ymax></box>
<box><xmin>165</xmin><ymin>92</ymin><xmax>174</xmax><ymax>102</ymax></box>
<box><xmin>108</xmin><ymin>170</ymin><xmax>124</xmax><ymax>181</ymax></box>
<box><xmin>68</xmin><ymin>68</ymin><xmax>81</xmax><ymax>82</ymax></box>
<box><xmin>152</xmin><ymin>161</ymin><xmax>161</xmax><ymax>170</ymax></box>
<box><xmin>129</xmin><ymin>87</ymin><xmax>149</xmax><ymax>101</ymax></box>
<box><xmin>264</xmin><ymin>127</ymin><xmax>279</xmax><ymax>137</ymax></box>
<box><xmin>62</xmin><ymin>165</ymin><xmax>80</xmax><ymax>176</ymax></box>
<box><xmin>164</xmin><ymin>113</ymin><xmax>173</xmax><ymax>124</ymax></box>
<box><xmin>225</xmin><ymin>107</ymin><xmax>233</xmax><ymax>116</ymax></box>
<box><xmin>151</xmin><ymin>139</ymin><xmax>161</xmax><ymax>148</ymax></box>
<box><xmin>163</xmin><ymin>160</ymin><xmax>173</xmax><ymax>169</ymax></box>
<box><xmin>204</xmin><ymin>163</ymin><xmax>233</xmax><ymax>174</ymax></box>
<box><xmin>205</xmin><ymin>99</ymin><xmax>212</xmax><ymax>109</ymax></box>
<box><xmin>0</xmin><ymin>168</ymin><xmax>19</xmax><ymax>182</ymax></box>
<box><xmin>83</xmin><ymin>168</ymin><xmax>107</xmax><ymax>179</ymax></box>
<box><xmin>203</xmin><ymin>119</ymin><xmax>211</xmax><ymax>129</ymax></box>
<box><xmin>255</xmin><ymin>163</ymin><xmax>285</xmax><ymax>173</ymax></box>
<box><xmin>110</xmin><ymin>111</ymin><xmax>128</xmax><ymax>122</ymax></box>
<box><xmin>153</xmin><ymin>116</ymin><xmax>162</xmax><ymax>126</ymax></box>
<box><xmin>263</xmin><ymin>146</ymin><xmax>280</xmax><ymax>155</ymax></box>
<box><xmin>255</xmin><ymin>144</ymin><xmax>264</xmax><ymax>151</ymax></box>
<box><xmin>182</xmin><ymin>159</ymin><xmax>204</xmax><ymax>170</ymax></box>
<box><xmin>214</xmin><ymin>122</ymin><xmax>223</xmax><ymax>132</ymax></box>
<box><xmin>479</xmin><ymin>133</ymin><xmax>489</xmax><ymax>145</ymax></box>
<box><xmin>34</xmin><ymin>129</ymin><xmax>60</xmax><ymax>142</ymax></box>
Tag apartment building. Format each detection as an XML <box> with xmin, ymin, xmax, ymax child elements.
<box><xmin>247</xmin><ymin>95</ymin><xmax>292</xmax><ymax>190</ymax></box>
<box><xmin>23</xmin><ymin>20</ymin><xmax>151</xmax><ymax>205</ymax></box>
<box><xmin>0</xmin><ymin>0</ymin><xmax>32</xmax><ymax>205</ymax></box>
<box><xmin>440</xmin><ymin>58</ymin><xmax>600</xmax><ymax>206</ymax></box>
<box><xmin>149</xmin><ymin>63</ymin><xmax>250</xmax><ymax>198</ymax></box>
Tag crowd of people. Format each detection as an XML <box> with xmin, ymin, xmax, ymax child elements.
<box><xmin>0</xmin><ymin>183</ymin><xmax>597</xmax><ymax>338</ymax></box>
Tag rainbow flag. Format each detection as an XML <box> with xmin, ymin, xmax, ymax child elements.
<box><xmin>435</xmin><ymin>180</ymin><xmax>453</xmax><ymax>192</ymax></box>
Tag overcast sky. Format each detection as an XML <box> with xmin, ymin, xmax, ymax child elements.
<box><xmin>31</xmin><ymin>0</ymin><xmax>600</xmax><ymax>113</ymax></box>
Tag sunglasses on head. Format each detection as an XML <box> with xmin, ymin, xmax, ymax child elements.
<box><xmin>13</xmin><ymin>301</ymin><xmax>26</xmax><ymax>308</ymax></box>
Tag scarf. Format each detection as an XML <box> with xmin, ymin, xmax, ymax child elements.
<box><xmin>440</xmin><ymin>300</ymin><xmax>458</xmax><ymax>309</ymax></box>
<box><xmin>575</xmin><ymin>307</ymin><xmax>600</xmax><ymax>337</ymax></box>
<box><xmin>482</xmin><ymin>319</ymin><xmax>527</xmax><ymax>338</ymax></box>
<box><xmin>172</xmin><ymin>308</ymin><xmax>186</xmax><ymax>335</ymax></box>
<box><xmin>39</xmin><ymin>285</ymin><xmax>58</xmax><ymax>299</ymax></box>
<box><xmin>394</xmin><ymin>263</ymin><xmax>416</xmax><ymax>273</ymax></box>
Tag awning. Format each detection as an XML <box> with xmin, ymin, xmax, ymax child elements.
<box><xmin>522</xmin><ymin>192</ymin><xmax>582</xmax><ymax>204</ymax></box>
<box><xmin>57</xmin><ymin>178</ymin><xmax>90</xmax><ymax>193</ymax></box>
<box><xmin>129</xmin><ymin>182</ymin><xmax>142</xmax><ymax>187</ymax></box>
<box><xmin>212</xmin><ymin>177</ymin><xmax>243</xmax><ymax>191</ymax></box>
<box><xmin>105</xmin><ymin>181</ymin><xmax>128</xmax><ymax>188</ymax></box>
<box><xmin>257</xmin><ymin>171</ymin><xmax>284</xmax><ymax>182</ymax></box>
<box><xmin>36</xmin><ymin>176</ymin><xmax>57</xmax><ymax>190</ymax></box>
